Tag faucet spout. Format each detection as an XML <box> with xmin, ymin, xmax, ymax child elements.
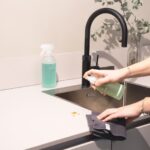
<box><xmin>82</xmin><ymin>8</ymin><xmax>128</xmax><ymax>88</ymax></box>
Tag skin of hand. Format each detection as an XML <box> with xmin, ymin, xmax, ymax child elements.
<box><xmin>97</xmin><ymin>101</ymin><xmax>143</xmax><ymax>123</ymax></box>
<box><xmin>83</xmin><ymin>68</ymin><xmax>128</xmax><ymax>88</ymax></box>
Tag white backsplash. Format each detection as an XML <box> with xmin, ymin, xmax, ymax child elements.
<box><xmin>0</xmin><ymin>52</ymin><xmax>82</xmax><ymax>90</ymax></box>
<box><xmin>0</xmin><ymin>50</ymin><xmax>128</xmax><ymax>90</ymax></box>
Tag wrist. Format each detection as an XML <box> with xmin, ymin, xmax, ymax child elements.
<box><xmin>119</xmin><ymin>67</ymin><xmax>131</xmax><ymax>79</ymax></box>
<box><xmin>137</xmin><ymin>99</ymin><xmax>145</xmax><ymax>115</ymax></box>
<box><xmin>141</xmin><ymin>97</ymin><xmax>150</xmax><ymax>113</ymax></box>
<box><xmin>126</xmin><ymin>66</ymin><xmax>132</xmax><ymax>77</ymax></box>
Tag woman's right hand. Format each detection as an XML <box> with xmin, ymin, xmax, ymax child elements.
<box><xmin>83</xmin><ymin>68</ymin><xmax>129</xmax><ymax>88</ymax></box>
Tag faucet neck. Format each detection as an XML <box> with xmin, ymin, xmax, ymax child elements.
<box><xmin>82</xmin><ymin>8</ymin><xmax>128</xmax><ymax>88</ymax></box>
<box><xmin>84</xmin><ymin>8</ymin><xmax>128</xmax><ymax>56</ymax></box>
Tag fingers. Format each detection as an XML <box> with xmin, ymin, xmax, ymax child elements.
<box><xmin>102</xmin><ymin>113</ymin><xmax>121</xmax><ymax>122</ymax></box>
<box><xmin>83</xmin><ymin>69</ymin><xmax>104</xmax><ymax>79</ymax></box>
<box><xmin>83</xmin><ymin>69</ymin><xmax>94</xmax><ymax>79</ymax></box>
<box><xmin>83</xmin><ymin>69</ymin><xmax>110</xmax><ymax>87</ymax></box>
<box><xmin>126</xmin><ymin>118</ymin><xmax>134</xmax><ymax>124</ymax></box>
<box><xmin>97</xmin><ymin>108</ymin><xmax>118</xmax><ymax>121</ymax></box>
<box><xmin>98</xmin><ymin>110</ymin><xmax>135</xmax><ymax>123</ymax></box>
<box><xmin>91</xmin><ymin>84</ymin><xmax>96</xmax><ymax>90</ymax></box>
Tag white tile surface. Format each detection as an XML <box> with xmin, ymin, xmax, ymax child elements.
<box><xmin>0</xmin><ymin>80</ymin><xmax>91</xmax><ymax>150</ymax></box>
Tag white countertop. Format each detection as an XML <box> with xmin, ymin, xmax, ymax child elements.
<box><xmin>126</xmin><ymin>76</ymin><xmax>150</xmax><ymax>88</ymax></box>
<box><xmin>0</xmin><ymin>79</ymin><xmax>91</xmax><ymax>150</ymax></box>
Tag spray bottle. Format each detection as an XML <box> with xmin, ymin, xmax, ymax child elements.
<box><xmin>86</xmin><ymin>76</ymin><xmax>124</xmax><ymax>100</ymax></box>
<box><xmin>41</xmin><ymin>44</ymin><xmax>56</xmax><ymax>88</ymax></box>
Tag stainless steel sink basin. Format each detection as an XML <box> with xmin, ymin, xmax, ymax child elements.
<box><xmin>44</xmin><ymin>85</ymin><xmax>124</xmax><ymax>113</ymax></box>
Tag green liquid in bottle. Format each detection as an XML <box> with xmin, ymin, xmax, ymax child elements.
<box><xmin>86</xmin><ymin>76</ymin><xmax>124</xmax><ymax>100</ymax></box>
<box><xmin>96</xmin><ymin>83</ymin><xmax>125</xmax><ymax>100</ymax></box>
<box><xmin>42</xmin><ymin>63</ymin><xmax>56</xmax><ymax>88</ymax></box>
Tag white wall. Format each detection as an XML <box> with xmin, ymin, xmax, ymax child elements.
<box><xmin>1</xmin><ymin>0</ymin><xmax>150</xmax><ymax>58</ymax></box>
<box><xmin>0</xmin><ymin>0</ymin><xmax>101</xmax><ymax>57</ymax></box>
<box><xmin>0</xmin><ymin>0</ymin><xmax>150</xmax><ymax>90</ymax></box>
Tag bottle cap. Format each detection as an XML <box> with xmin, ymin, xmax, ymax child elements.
<box><xmin>40</xmin><ymin>44</ymin><xmax>54</xmax><ymax>51</ymax></box>
<box><xmin>40</xmin><ymin>43</ymin><xmax>54</xmax><ymax>57</ymax></box>
<box><xmin>86</xmin><ymin>76</ymin><xmax>97</xmax><ymax>84</ymax></box>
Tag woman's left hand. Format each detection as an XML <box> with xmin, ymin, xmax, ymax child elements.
<box><xmin>97</xmin><ymin>101</ymin><xmax>143</xmax><ymax>123</ymax></box>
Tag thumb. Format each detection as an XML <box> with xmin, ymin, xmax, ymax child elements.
<box><xmin>126</xmin><ymin>117</ymin><xmax>136</xmax><ymax>124</ymax></box>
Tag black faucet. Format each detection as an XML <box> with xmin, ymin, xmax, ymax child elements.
<box><xmin>82</xmin><ymin>8</ymin><xmax>128</xmax><ymax>88</ymax></box>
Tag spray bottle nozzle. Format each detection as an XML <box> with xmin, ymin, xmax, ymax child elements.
<box><xmin>40</xmin><ymin>44</ymin><xmax>54</xmax><ymax>57</ymax></box>
<box><xmin>40</xmin><ymin>44</ymin><xmax>54</xmax><ymax>50</ymax></box>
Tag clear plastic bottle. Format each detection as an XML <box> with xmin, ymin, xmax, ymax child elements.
<box><xmin>86</xmin><ymin>76</ymin><xmax>124</xmax><ymax>100</ymax></box>
<box><xmin>41</xmin><ymin>44</ymin><xmax>56</xmax><ymax>88</ymax></box>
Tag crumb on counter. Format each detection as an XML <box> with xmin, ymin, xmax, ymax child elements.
<box><xmin>71</xmin><ymin>111</ymin><xmax>80</xmax><ymax>117</ymax></box>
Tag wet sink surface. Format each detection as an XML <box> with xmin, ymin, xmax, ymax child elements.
<box><xmin>44</xmin><ymin>85</ymin><xmax>123</xmax><ymax>113</ymax></box>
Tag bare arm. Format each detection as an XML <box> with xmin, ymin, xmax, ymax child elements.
<box><xmin>83</xmin><ymin>57</ymin><xmax>150</xmax><ymax>87</ymax></box>
<box><xmin>122</xmin><ymin>57</ymin><xmax>150</xmax><ymax>78</ymax></box>
<box><xmin>142</xmin><ymin>97</ymin><xmax>150</xmax><ymax>113</ymax></box>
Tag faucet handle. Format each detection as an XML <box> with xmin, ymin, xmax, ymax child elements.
<box><xmin>90</xmin><ymin>65</ymin><xmax>114</xmax><ymax>70</ymax></box>
<box><xmin>90</xmin><ymin>55</ymin><xmax>100</xmax><ymax>69</ymax></box>
<box><xmin>90</xmin><ymin>54</ymin><xmax>115</xmax><ymax>70</ymax></box>
<box><xmin>96</xmin><ymin>55</ymin><xmax>99</xmax><ymax>66</ymax></box>
<box><xmin>99</xmin><ymin>66</ymin><xmax>115</xmax><ymax>70</ymax></box>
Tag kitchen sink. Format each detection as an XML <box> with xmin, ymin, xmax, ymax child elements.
<box><xmin>125</xmin><ymin>83</ymin><xmax>150</xmax><ymax>104</ymax></box>
<box><xmin>44</xmin><ymin>85</ymin><xmax>124</xmax><ymax>113</ymax></box>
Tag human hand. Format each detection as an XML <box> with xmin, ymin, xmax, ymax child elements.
<box><xmin>83</xmin><ymin>68</ymin><xmax>128</xmax><ymax>88</ymax></box>
<box><xmin>97</xmin><ymin>101</ymin><xmax>143</xmax><ymax>123</ymax></box>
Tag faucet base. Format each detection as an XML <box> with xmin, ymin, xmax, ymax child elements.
<box><xmin>82</xmin><ymin>55</ymin><xmax>91</xmax><ymax>88</ymax></box>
